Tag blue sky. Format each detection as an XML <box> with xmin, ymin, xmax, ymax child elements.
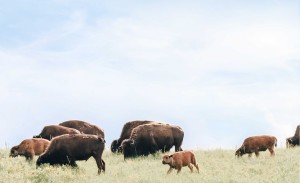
<box><xmin>0</xmin><ymin>0</ymin><xmax>299</xmax><ymax>149</ymax></box>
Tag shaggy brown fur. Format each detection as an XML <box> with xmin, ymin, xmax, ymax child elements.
<box><xmin>162</xmin><ymin>150</ymin><xmax>199</xmax><ymax>174</ymax></box>
<box><xmin>10</xmin><ymin>138</ymin><xmax>50</xmax><ymax>160</ymax></box>
<box><xmin>59</xmin><ymin>120</ymin><xmax>105</xmax><ymax>138</ymax></box>
<box><xmin>33</xmin><ymin>125</ymin><xmax>81</xmax><ymax>140</ymax></box>
<box><xmin>235</xmin><ymin>135</ymin><xmax>277</xmax><ymax>157</ymax></box>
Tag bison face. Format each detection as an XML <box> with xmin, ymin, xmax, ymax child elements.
<box><xmin>162</xmin><ymin>154</ymin><xmax>173</xmax><ymax>165</ymax></box>
<box><xmin>9</xmin><ymin>146</ymin><xmax>19</xmax><ymax>157</ymax></box>
<box><xmin>36</xmin><ymin>155</ymin><xmax>48</xmax><ymax>167</ymax></box>
<box><xmin>111</xmin><ymin>140</ymin><xmax>118</xmax><ymax>153</ymax></box>
<box><xmin>120</xmin><ymin>139</ymin><xmax>136</xmax><ymax>158</ymax></box>
<box><xmin>235</xmin><ymin>149</ymin><xmax>244</xmax><ymax>157</ymax></box>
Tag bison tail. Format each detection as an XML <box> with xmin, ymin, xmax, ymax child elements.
<box><xmin>274</xmin><ymin>137</ymin><xmax>277</xmax><ymax>147</ymax></box>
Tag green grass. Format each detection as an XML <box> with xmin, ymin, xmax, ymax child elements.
<box><xmin>0</xmin><ymin>148</ymin><xmax>299</xmax><ymax>183</ymax></box>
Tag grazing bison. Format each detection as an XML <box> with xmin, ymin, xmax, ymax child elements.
<box><xmin>162</xmin><ymin>150</ymin><xmax>199</xmax><ymax>174</ymax></box>
<box><xmin>286</xmin><ymin>125</ymin><xmax>300</xmax><ymax>148</ymax></box>
<box><xmin>120</xmin><ymin>123</ymin><xmax>184</xmax><ymax>159</ymax></box>
<box><xmin>59</xmin><ymin>120</ymin><xmax>105</xmax><ymax>138</ymax></box>
<box><xmin>111</xmin><ymin>120</ymin><xmax>155</xmax><ymax>153</ymax></box>
<box><xmin>36</xmin><ymin>134</ymin><xmax>105</xmax><ymax>174</ymax></box>
<box><xmin>33</xmin><ymin>125</ymin><xmax>81</xmax><ymax>140</ymax></box>
<box><xmin>235</xmin><ymin>135</ymin><xmax>277</xmax><ymax>157</ymax></box>
<box><xmin>10</xmin><ymin>138</ymin><xmax>50</xmax><ymax>160</ymax></box>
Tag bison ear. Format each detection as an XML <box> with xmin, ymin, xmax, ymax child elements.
<box><xmin>169</xmin><ymin>154</ymin><xmax>173</xmax><ymax>158</ymax></box>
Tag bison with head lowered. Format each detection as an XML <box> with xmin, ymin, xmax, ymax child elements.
<box><xmin>120</xmin><ymin>123</ymin><xmax>184</xmax><ymax>159</ymax></box>
<box><xmin>36</xmin><ymin>134</ymin><xmax>105</xmax><ymax>174</ymax></box>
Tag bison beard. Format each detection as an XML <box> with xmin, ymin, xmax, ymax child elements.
<box><xmin>36</xmin><ymin>134</ymin><xmax>105</xmax><ymax>174</ymax></box>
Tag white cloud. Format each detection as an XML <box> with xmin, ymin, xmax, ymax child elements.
<box><xmin>0</xmin><ymin>1</ymin><xmax>299</xmax><ymax>148</ymax></box>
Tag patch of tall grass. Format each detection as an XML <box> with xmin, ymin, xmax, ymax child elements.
<box><xmin>0</xmin><ymin>148</ymin><xmax>299</xmax><ymax>183</ymax></box>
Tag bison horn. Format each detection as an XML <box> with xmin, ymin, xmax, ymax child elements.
<box><xmin>130</xmin><ymin>140</ymin><xmax>135</xmax><ymax>145</ymax></box>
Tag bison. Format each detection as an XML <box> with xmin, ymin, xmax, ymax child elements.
<box><xmin>162</xmin><ymin>150</ymin><xmax>199</xmax><ymax>174</ymax></box>
<box><xmin>10</xmin><ymin>138</ymin><xmax>50</xmax><ymax>160</ymax></box>
<box><xmin>286</xmin><ymin>125</ymin><xmax>300</xmax><ymax>148</ymax></box>
<box><xmin>111</xmin><ymin>120</ymin><xmax>155</xmax><ymax>153</ymax></box>
<box><xmin>59</xmin><ymin>120</ymin><xmax>105</xmax><ymax>138</ymax></box>
<box><xmin>235</xmin><ymin>135</ymin><xmax>277</xmax><ymax>157</ymax></box>
<box><xmin>33</xmin><ymin>125</ymin><xmax>81</xmax><ymax>140</ymax></box>
<box><xmin>120</xmin><ymin>123</ymin><xmax>184</xmax><ymax>159</ymax></box>
<box><xmin>36</xmin><ymin>134</ymin><xmax>105</xmax><ymax>174</ymax></box>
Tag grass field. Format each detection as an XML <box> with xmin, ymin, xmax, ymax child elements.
<box><xmin>0</xmin><ymin>147</ymin><xmax>299</xmax><ymax>183</ymax></box>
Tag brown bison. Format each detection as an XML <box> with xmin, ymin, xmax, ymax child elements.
<box><xmin>10</xmin><ymin>138</ymin><xmax>50</xmax><ymax>160</ymax></box>
<box><xmin>286</xmin><ymin>125</ymin><xmax>300</xmax><ymax>148</ymax></box>
<box><xmin>33</xmin><ymin>125</ymin><xmax>81</xmax><ymax>140</ymax></box>
<box><xmin>120</xmin><ymin>123</ymin><xmax>184</xmax><ymax>159</ymax></box>
<box><xmin>235</xmin><ymin>135</ymin><xmax>277</xmax><ymax>157</ymax></box>
<box><xmin>111</xmin><ymin>120</ymin><xmax>155</xmax><ymax>153</ymax></box>
<box><xmin>59</xmin><ymin>120</ymin><xmax>105</xmax><ymax>138</ymax></box>
<box><xmin>36</xmin><ymin>134</ymin><xmax>105</xmax><ymax>174</ymax></box>
<box><xmin>162</xmin><ymin>150</ymin><xmax>199</xmax><ymax>174</ymax></box>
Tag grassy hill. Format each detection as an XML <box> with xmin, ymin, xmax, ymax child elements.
<box><xmin>0</xmin><ymin>148</ymin><xmax>299</xmax><ymax>183</ymax></box>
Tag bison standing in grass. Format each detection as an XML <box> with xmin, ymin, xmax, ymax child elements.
<box><xmin>235</xmin><ymin>135</ymin><xmax>277</xmax><ymax>157</ymax></box>
<box><xmin>33</xmin><ymin>125</ymin><xmax>81</xmax><ymax>140</ymax></box>
<box><xmin>36</xmin><ymin>134</ymin><xmax>105</xmax><ymax>174</ymax></box>
<box><xmin>120</xmin><ymin>123</ymin><xmax>184</xmax><ymax>159</ymax></box>
<box><xmin>10</xmin><ymin>138</ymin><xmax>50</xmax><ymax>160</ymax></box>
<box><xmin>286</xmin><ymin>125</ymin><xmax>300</xmax><ymax>148</ymax></box>
<box><xmin>111</xmin><ymin>120</ymin><xmax>155</xmax><ymax>153</ymax></box>
<box><xmin>162</xmin><ymin>150</ymin><xmax>199</xmax><ymax>174</ymax></box>
<box><xmin>59</xmin><ymin>120</ymin><xmax>105</xmax><ymax>138</ymax></box>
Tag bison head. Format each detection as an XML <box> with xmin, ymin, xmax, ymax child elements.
<box><xmin>235</xmin><ymin>147</ymin><xmax>245</xmax><ymax>158</ymax></box>
<box><xmin>162</xmin><ymin>154</ymin><xmax>173</xmax><ymax>165</ymax></box>
<box><xmin>120</xmin><ymin>139</ymin><xmax>136</xmax><ymax>159</ymax></box>
<box><xmin>9</xmin><ymin>146</ymin><xmax>19</xmax><ymax>157</ymax></box>
<box><xmin>110</xmin><ymin>140</ymin><xmax>119</xmax><ymax>153</ymax></box>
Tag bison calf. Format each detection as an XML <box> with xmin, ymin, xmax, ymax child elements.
<box><xmin>10</xmin><ymin>138</ymin><xmax>50</xmax><ymax>160</ymax></box>
<box><xmin>235</xmin><ymin>135</ymin><xmax>277</xmax><ymax>157</ymax></box>
<box><xmin>162</xmin><ymin>150</ymin><xmax>199</xmax><ymax>174</ymax></box>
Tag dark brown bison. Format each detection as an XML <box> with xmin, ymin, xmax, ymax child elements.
<box><xmin>111</xmin><ymin>120</ymin><xmax>155</xmax><ymax>153</ymax></box>
<box><xmin>120</xmin><ymin>123</ymin><xmax>184</xmax><ymax>159</ymax></box>
<box><xmin>162</xmin><ymin>150</ymin><xmax>199</xmax><ymax>174</ymax></box>
<box><xmin>33</xmin><ymin>125</ymin><xmax>81</xmax><ymax>140</ymax></box>
<box><xmin>10</xmin><ymin>138</ymin><xmax>50</xmax><ymax>160</ymax></box>
<box><xmin>36</xmin><ymin>134</ymin><xmax>105</xmax><ymax>174</ymax></box>
<box><xmin>59</xmin><ymin>120</ymin><xmax>105</xmax><ymax>138</ymax></box>
<box><xmin>286</xmin><ymin>125</ymin><xmax>300</xmax><ymax>148</ymax></box>
<box><xmin>235</xmin><ymin>135</ymin><xmax>277</xmax><ymax>157</ymax></box>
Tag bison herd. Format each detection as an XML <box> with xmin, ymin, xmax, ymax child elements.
<box><xmin>8</xmin><ymin>120</ymin><xmax>300</xmax><ymax>175</ymax></box>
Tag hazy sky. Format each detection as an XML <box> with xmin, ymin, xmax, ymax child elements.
<box><xmin>0</xmin><ymin>0</ymin><xmax>299</xmax><ymax>149</ymax></box>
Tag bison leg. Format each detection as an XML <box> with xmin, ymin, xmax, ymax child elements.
<box><xmin>248</xmin><ymin>153</ymin><xmax>252</xmax><ymax>158</ymax></box>
<box><xmin>167</xmin><ymin>167</ymin><xmax>173</xmax><ymax>174</ymax></box>
<box><xmin>176</xmin><ymin>166</ymin><xmax>182</xmax><ymax>174</ymax></box>
<box><xmin>268</xmin><ymin>148</ymin><xmax>275</xmax><ymax>156</ymax></box>
<box><xmin>94</xmin><ymin>156</ymin><xmax>104</xmax><ymax>174</ymax></box>
<box><xmin>188</xmin><ymin>164</ymin><xmax>193</xmax><ymax>173</ymax></box>
<box><xmin>192</xmin><ymin>162</ymin><xmax>200</xmax><ymax>173</ymax></box>
<box><xmin>254</xmin><ymin>151</ymin><xmax>259</xmax><ymax>157</ymax></box>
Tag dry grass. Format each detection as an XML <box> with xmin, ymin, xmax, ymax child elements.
<box><xmin>0</xmin><ymin>147</ymin><xmax>299</xmax><ymax>183</ymax></box>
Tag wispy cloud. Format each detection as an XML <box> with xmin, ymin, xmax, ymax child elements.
<box><xmin>0</xmin><ymin>0</ymin><xmax>299</xmax><ymax>148</ymax></box>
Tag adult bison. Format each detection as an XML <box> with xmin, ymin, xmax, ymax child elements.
<box><xmin>33</xmin><ymin>125</ymin><xmax>81</xmax><ymax>140</ymax></box>
<box><xmin>120</xmin><ymin>123</ymin><xmax>184</xmax><ymax>159</ymax></box>
<box><xmin>36</xmin><ymin>134</ymin><xmax>105</xmax><ymax>174</ymax></box>
<box><xmin>111</xmin><ymin>120</ymin><xmax>155</xmax><ymax>153</ymax></box>
<box><xmin>235</xmin><ymin>135</ymin><xmax>277</xmax><ymax>157</ymax></box>
<box><xmin>59</xmin><ymin>120</ymin><xmax>105</xmax><ymax>138</ymax></box>
<box><xmin>10</xmin><ymin>138</ymin><xmax>50</xmax><ymax>160</ymax></box>
<box><xmin>286</xmin><ymin>125</ymin><xmax>300</xmax><ymax>148</ymax></box>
